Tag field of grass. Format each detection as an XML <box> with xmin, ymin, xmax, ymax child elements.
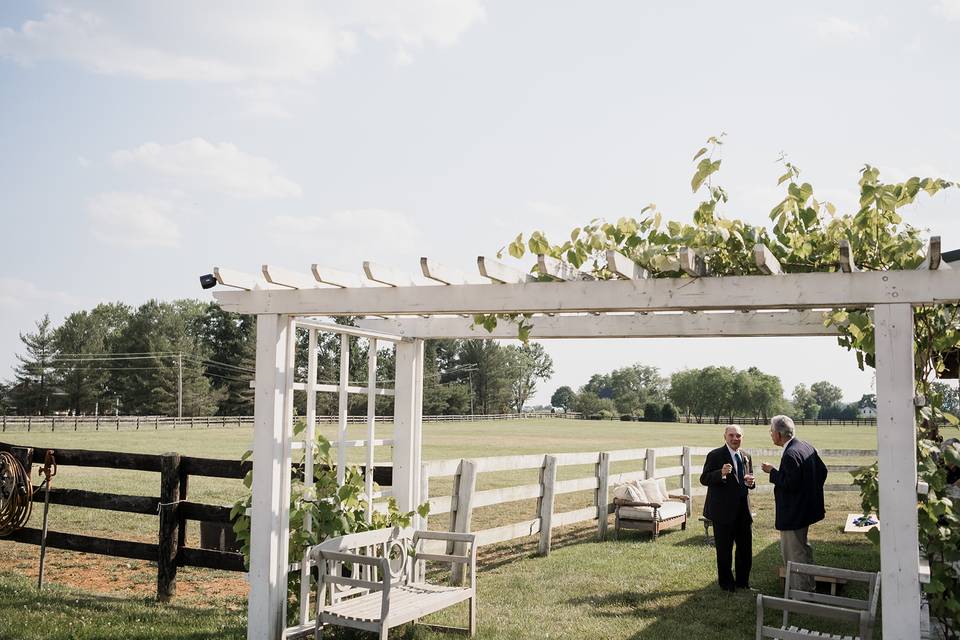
<box><xmin>0</xmin><ymin>419</ymin><xmax>882</xmax><ymax>639</ymax></box>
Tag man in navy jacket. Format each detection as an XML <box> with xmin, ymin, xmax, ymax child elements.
<box><xmin>761</xmin><ymin>414</ymin><xmax>828</xmax><ymax>590</ymax></box>
<box><xmin>700</xmin><ymin>425</ymin><xmax>755</xmax><ymax>592</ymax></box>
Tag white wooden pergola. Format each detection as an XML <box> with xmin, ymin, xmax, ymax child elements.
<box><xmin>211</xmin><ymin>243</ymin><xmax>956</xmax><ymax>640</ymax></box>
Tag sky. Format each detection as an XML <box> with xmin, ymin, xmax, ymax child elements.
<box><xmin>2</xmin><ymin>1</ymin><xmax>959</xmax><ymax>407</ymax></box>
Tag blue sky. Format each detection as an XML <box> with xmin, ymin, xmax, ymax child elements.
<box><xmin>2</xmin><ymin>1</ymin><xmax>959</xmax><ymax>406</ymax></box>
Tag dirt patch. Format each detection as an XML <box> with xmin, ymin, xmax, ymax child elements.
<box><xmin>0</xmin><ymin>540</ymin><xmax>248</xmax><ymax>603</ymax></box>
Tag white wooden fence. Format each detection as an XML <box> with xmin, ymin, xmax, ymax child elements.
<box><xmin>422</xmin><ymin>446</ymin><xmax>876</xmax><ymax>555</ymax></box>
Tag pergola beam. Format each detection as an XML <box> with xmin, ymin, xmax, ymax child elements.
<box><xmin>213</xmin><ymin>269</ymin><xmax>960</xmax><ymax>316</ymax></box>
<box><xmin>356</xmin><ymin>310</ymin><xmax>838</xmax><ymax>339</ymax></box>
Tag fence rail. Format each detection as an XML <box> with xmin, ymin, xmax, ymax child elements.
<box><xmin>422</xmin><ymin>446</ymin><xmax>880</xmax><ymax>555</ymax></box>
<box><xmin>0</xmin><ymin>440</ymin><xmax>394</xmax><ymax>600</ymax></box>
<box><xmin>0</xmin><ymin>412</ymin><xmax>582</xmax><ymax>432</ymax></box>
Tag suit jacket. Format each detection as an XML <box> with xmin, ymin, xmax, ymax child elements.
<box><xmin>700</xmin><ymin>446</ymin><xmax>753</xmax><ymax>525</ymax></box>
<box><xmin>769</xmin><ymin>438</ymin><xmax>828</xmax><ymax>531</ymax></box>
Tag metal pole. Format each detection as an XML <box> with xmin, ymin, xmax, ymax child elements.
<box><xmin>37</xmin><ymin>450</ymin><xmax>57</xmax><ymax>590</ymax></box>
<box><xmin>177</xmin><ymin>352</ymin><xmax>183</xmax><ymax>419</ymax></box>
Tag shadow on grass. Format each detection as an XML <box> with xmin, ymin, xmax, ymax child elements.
<box><xmin>475</xmin><ymin>523</ymin><xmax>599</xmax><ymax>573</ymax></box>
<box><xmin>563</xmin><ymin>541</ymin><xmax>785</xmax><ymax>639</ymax></box>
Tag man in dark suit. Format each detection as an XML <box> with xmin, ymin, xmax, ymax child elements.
<box><xmin>761</xmin><ymin>414</ymin><xmax>828</xmax><ymax>591</ymax></box>
<box><xmin>700</xmin><ymin>424</ymin><xmax>755</xmax><ymax>592</ymax></box>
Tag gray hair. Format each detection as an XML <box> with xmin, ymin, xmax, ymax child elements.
<box><xmin>771</xmin><ymin>415</ymin><xmax>796</xmax><ymax>438</ymax></box>
<box><xmin>724</xmin><ymin>424</ymin><xmax>742</xmax><ymax>435</ymax></box>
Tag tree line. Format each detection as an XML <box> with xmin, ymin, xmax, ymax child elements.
<box><xmin>551</xmin><ymin>364</ymin><xmax>879</xmax><ymax>423</ymax></box>
<box><xmin>1</xmin><ymin>302</ymin><xmax>554</xmax><ymax>417</ymax></box>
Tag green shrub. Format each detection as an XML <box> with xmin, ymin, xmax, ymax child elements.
<box><xmin>661</xmin><ymin>402</ymin><xmax>678</xmax><ymax>422</ymax></box>
<box><xmin>643</xmin><ymin>402</ymin><xmax>661</xmax><ymax>421</ymax></box>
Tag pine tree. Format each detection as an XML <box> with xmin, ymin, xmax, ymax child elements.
<box><xmin>12</xmin><ymin>314</ymin><xmax>59</xmax><ymax>415</ymax></box>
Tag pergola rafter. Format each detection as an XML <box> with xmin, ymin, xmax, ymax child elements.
<box><xmin>212</xmin><ymin>237</ymin><xmax>952</xmax><ymax>640</ymax></box>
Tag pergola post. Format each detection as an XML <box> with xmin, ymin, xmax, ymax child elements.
<box><xmin>873</xmin><ymin>303</ymin><xmax>921</xmax><ymax>638</ymax></box>
<box><xmin>248</xmin><ymin>314</ymin><xmax>294</xmax><ymax>640</ymax></box>
<box><xmin>393</xmin><ymin>339</ymin><xmax>425</xmax><ymax>512</ymax></box>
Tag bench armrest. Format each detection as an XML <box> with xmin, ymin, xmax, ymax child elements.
<box><xmin>614</xmin><ymin>498</ymin><xmax>662</xmax><ymax>508</ymax></box>
<box><xmin>413</xmin><ymin>531</ymin><xmax>477</xmax><ymax>590</ymax></box>
<box><xmin>667</xmin><ymin>494</ymin><xmax>690</xmax><ymax>502</ymax></box>
<box><xmin>413</xmin><ymin>530</ymin><xmax>476</xmax><ymax>544</ymax></box>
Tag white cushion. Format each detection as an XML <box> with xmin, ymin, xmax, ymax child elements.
<box><xmin>619</xmin><ymin>500</ymin><xmax>686</xmax><ymax>521</ymax></box>
<box><xmin>656</xmin><ymin>478</ymin><xmax>669</xmax><ymax>500</ymax></box>
<box><xmin>627</xmin><ymin>480</ymin><xmax>649</xmax><ymax>503</ymax></box>
<box><xmin>612</xmin><ymin>482</ymin><xmax>646</xmax><ymax>503</ymax></box>
<box><xmin>639</xmin><ymin>478</ymin><xmax>666</xmax><ymax>503</ymax></box>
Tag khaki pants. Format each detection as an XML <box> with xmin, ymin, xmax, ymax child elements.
<box><xmin>780</xmin><ymin>527</ymin><xmax>814</xmax><ymax>591</ymax></box>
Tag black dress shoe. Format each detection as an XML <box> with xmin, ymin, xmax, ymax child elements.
<box><xmin>720</xmin><ymin>584</ymin><xmax>735</xmax><ymax>592</ymax></box>
<box><xmin>737</xmin><ymin>585</ymin><xmax>757</xmax><ymax>592</ymax></box>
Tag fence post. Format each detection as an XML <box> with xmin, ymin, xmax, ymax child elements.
<box><xmin>158</xmin><ymin>452</ymin><xmax>182</xmax><ymax>602</ymax></box>
<box><xmin>27</xmin><ymin>416</ymin><xmax>31</xmax><ymax>432</ymax></box>
<box><xmin>450</xmin><ymin>459</ymin><xmax>476</xmax><ymax>585</ymax></box>
<box><xmin>645</xmin><ymin>448</ymin><xmax>656</xmax><ymax>481</ymax></box>
<box><xmin>2</xmin><ymin>415</ymin><xmax>5</xmax><ymax>432</ymax></box>
<box><xmin>96</xmin><ymin>416</ymin><xmax>99</xmax><ymax>431</ymax></box>
<box><xmin>51</xmin><ymin>417</ymin><xmax>55</xmax><ymax>432</ymax></box>
<box><xmin>596</xmin><ymin>452</ymin><xmax>610</xmax><ymax>540</ymax></box>
<box><xmin>537</xmin><ymin>455</ymin><xmax>558</xmax><ymax>556</ymax></box>
<box><xmin>11</xmin><ymin>446</ymin><xmax>33</xmax><ymax>477</ymax></box>
<box><xmin>682</xmin><ymin>446</ymin><xmax>693</xmax><ymax>517</ymax></box>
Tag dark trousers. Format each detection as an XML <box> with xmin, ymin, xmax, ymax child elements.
<box><xmin>713</xmin><ymin>503</ymin><xmax>752</xmax><ymax>588</ymax></box>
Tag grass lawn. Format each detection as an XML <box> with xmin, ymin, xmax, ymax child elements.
<box><xmin>0</xmin><ymin>419</ymin><xmax>882</xmax><ymax>639</ymax></box>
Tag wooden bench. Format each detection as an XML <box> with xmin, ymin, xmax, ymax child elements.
<box><xmin>613</xmin><ymin>494</ymin><xmax>689</xmax><ymax>540</ymax></box>
<box><xmin>311</xmin><ymin>526</ymin><xmax>477</xmax><ymax>639</ymax></box>
<box><xmin>756</xmin><ymin>561</ymin><xmax>880</xmax><ymax>639</ymax></box>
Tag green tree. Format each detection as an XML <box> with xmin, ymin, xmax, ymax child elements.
<box><xmin>930</xmin><ymin>382</ymin><xmax>958</xmax><ymax>416</ymax></box>
<box><xmin>791</xmin><ymin>384</ymin><xmax>820</xmax><ymax>420</ymax></box>
<box><xmin>810</xmin><ymin>380</ymin><xmax>844</xmax><ymax>418</ymax></box>
<box><xmin>197</xmin><ymin>304</ymin><xmax>256</xmax><ymax>415</ymax></box>
<box><xmin>551</xmin><ymin>385</ymin><xmax>576</xmax><ymax>411</ymax></box>
<box><xmin>458</xmin><ymin>340</ymin><xmax>515</xmax><ymax>414</ymax></box>
<box><xmin>668</xmin><ymin>369</ymin><xmax>707</xmax><ymax>422</ymax></box>
<box><xmin>699</xmin><ymin>365</ymin><xmax>736</xmax><ymax>423</ymax></box>
<box><xmin>510</xmin><ymin>342</ymin><xmax>554</xmax><ymax>412</ymax></box>
<box><xmin>11</xmin><ymin>314</ymin><xmax>59</xmax><ymax>415</ymax></box>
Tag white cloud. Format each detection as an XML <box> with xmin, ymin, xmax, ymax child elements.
<box><xmin>268</xmin><ymin>209</ymin><xmax>421</xmax><ymax>263</ymax></box>
<box><xmin>0</xmin><ymin>277</ymin><xmax>79</xmax><ymax>309</ymax></box>
<box><xmin>111</xmin><ymin>138</ymin><xmax>302</xmax><ymax>199</ymax></box>
<box><xmin>816</xmin><ymin>17</ymin><xmax>869</xmax><ymax>39</ymax></box>
<box><xmin>0</xmin><ymin>1</ymin><xmax>485</xmax><ymax>83</ymax></box>
<box><xmin>87</xmin><ymin>191</ymin><xmax>180</xmax><ymax>247</ymax></box>
<box><xmin>934</xmin><ymin>0</ymin><xmax>960</xmax><ymax>21</ymax></box>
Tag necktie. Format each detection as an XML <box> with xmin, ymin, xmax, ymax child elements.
<box><xmin>735</xmin><ymin>452</ymin><xmax>744</xmax><ymax>483</ymax></box>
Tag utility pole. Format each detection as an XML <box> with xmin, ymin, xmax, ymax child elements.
<box><xmin>177</xmin><ymin>352</ymin><xmax>183</xmax><ymax>420</ymax></box>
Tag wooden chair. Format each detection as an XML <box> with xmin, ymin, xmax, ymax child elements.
<box><xmin>755</xmin><ymin>561</ymin><xmax>880</xmax><ymax>640</ymax></box>
<box><xmin>311</xmin><ymin>526</ymin><xmax>477</xmax><ymax>639</ymax></box>
<box><xmin>612</xmin><ymin>478</ymin><xmax>689</xmax><ymax>540</ymax></box>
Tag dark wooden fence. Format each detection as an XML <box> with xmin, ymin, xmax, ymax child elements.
<box><xmin>0</xmin><ymin>441</ymin><xmax>392</xmax><ymax>601</ymax></box>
